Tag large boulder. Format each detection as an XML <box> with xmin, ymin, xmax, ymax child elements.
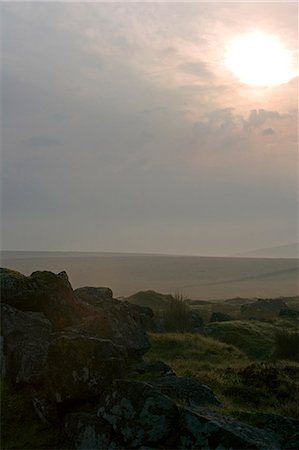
<box><xmin>64</xmin><ymin>412</ymin><xmax>121</xmax><ymax>449</ymax></box>
<box><xmin>1</xmin><ymin>303</ymin><xmax>51</xmax><ymax>384</ymax></box>
<box><xmin>178</xmin><ymin>407</ymin><xmax>279</xmax><ymax>450</ymax></box>
<box><xmin>0</xmin><ymin>268</ymin><xmax>83</xmax><ymax>329</ymax></box>
<box><xmin>45</xmin><ymin>332</ymin><xmax>126</xmax><ymax>402</ymax></box>
<box><xmin>241</xmin><ymin>298</ymin><xmax>287</xmax><ymax>320</ymax></box>
<box><xmin>97</xmin><ymin>379</ymin><xmax>179</xmax><ymax>448</ymax></box>
<box><xmin>75</xmin><ymin>287</ymin><xmax>151</xmax><ymax>357</ymax></box>
<box><xmin>149</xmin><ymin>376</ymin><xmax>221</xmax><ymax>407</ymax></box>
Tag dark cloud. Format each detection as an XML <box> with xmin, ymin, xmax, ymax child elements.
<box><xmin>245</xmin><ymin>109</ymin><xmax>287</xmax><ymax>129</ymax></box>
<box><xmin>262</xmin><ymin>128</ymin><xmax>275</xmax><ymax>136</ymax></box>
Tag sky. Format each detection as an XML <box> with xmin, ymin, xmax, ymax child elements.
<box><xmin>1</xmin><ymin>2</ymin><xmax>298</xmax><ymax>256</ymax></box>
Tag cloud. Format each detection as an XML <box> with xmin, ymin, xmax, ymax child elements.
<box><xmin>245</xmin><ymin>109</ymin><xmax>287</xmax><ymax>129</ymax></box>
<box><xmin>179</xmin><ymin>62</ymin><xmax>213</xmax><ymax>80</ymax></box>
<box><xmin>262</xmin><ymin>128</ymin><xmax>275</xmax><ymax>136</ymax></box>
<box><xmin>22</xmin><ymin>136</ymin><xmax>63</xmax><ymax>147</ymax></box>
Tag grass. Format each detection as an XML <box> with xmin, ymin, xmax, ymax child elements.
<box><xmin>1</xmin><ymin>380</ymin><xmax>71</xmax><ymax>450</ymax></box>
<box><xmin>147</xmin><ymin>332</ymin><xmax>299</xmax><ymax>420</ymax></box>
<box><xmin>205</xmin><ymin>320</ymin><xmax>280</xmax><ymax>359</ymax></box>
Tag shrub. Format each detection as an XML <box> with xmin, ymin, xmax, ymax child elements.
<box><xmin>162</xmin><ymin>294</ymin><xmax>193</xmax><ymax>332</ymax></box>
<box><xmin>273</xmin><ymin>330</ymin><xmax>299</xmax><ymax>362</ymax></box>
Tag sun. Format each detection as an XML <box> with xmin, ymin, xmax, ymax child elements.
<box><xmin>226</xmin><ymin>30</ymin><xmax>297</xmax><ymax>87</ymax></box>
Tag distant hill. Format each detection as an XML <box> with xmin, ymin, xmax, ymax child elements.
<box><xmin>125</xmin><ymin>290</ymin><xmax>174</xmax><ymax>311</ymax></box>
<box><xmin>236</xmin><ymin>243</ymin><xmax>298</xmax><ymax>259</ymax></box>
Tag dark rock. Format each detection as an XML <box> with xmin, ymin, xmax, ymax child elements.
<box><xmin>0</xmin><ymin>268</ymin><xmax>84</xmax><ymax>329</ymax></box>
<box><xmin>65</xmin><ymin>412</ymin><xmax>121</xmax><ymax>449</ymax></box>
<box><xmin>243</xmin><ymin>412</ymin><xmax>299</xmax><ymax>447</ymax></box>
<box><xmin>134</xmin><ymin>360</ymin><xmax>176</xmax><ymax>377</ymax></box>
<box><xmin>210</xmin><ymin>311</ymin><xmax>233</xmax><ymax>322</ymax></box>
<box><xmin>75</xmin><ymin>287</ymin><xmax>151</xmax><ymax>357</ymax></box>
<box><xmin>97</xmin><ymin>379</ymin><xmax>179</xmax><ymax>448</ymax></box>
<box><xmin>1</xmin><ymin>303</ymin><xmax>51</xmax><ymax>384</ymax></box>
<box><xmin>189</xmin><ymin>311</ymin><xmax>204</xmax><ymax>332</ymax></box>
<box><xmin>45</xmin><ymin>332</ymin><xmax>126</xmax><ymax>402</ymax></box>
<box><xmin>241</xmin><ymin>298</ymin><xmax>287</xmax><ymax>320</ymax></box>
<box><xmin>178</xmin><ymin>407</ymin><xmax>279</xmax><ymax>450</ymax></box>
<box><xmin>75</xmin><ymin>286</ymin><xmax>113</xmax><ymax>304</ymax></box>
<box><xmin>279</xmin><ymin>308</ymin><xmax>299</xmax><ymax>318</ymax></box>
<box><xmin>285</xmin><ymin>432</ymin><xmax>299</xmax><ymax>449</ymax></box>
<box><xmin>149</xmin><ymin>376</ymin><xmax>221</xmax><ymax>407</ymax></box>
<box><xmin>31</xmin><ymin>389</ymin><xmax>59</xmax><ymax>424</ymax></box>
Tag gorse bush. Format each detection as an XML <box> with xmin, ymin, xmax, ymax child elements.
<box><xmin>162</xmin><ymin>294</ymin><xmax>193</xmax><ymax>332</ymax></box>
<box><xmin>273</xmin><ymin>330</ymin><xmax>299</xmax><ymax>362</ymax></box>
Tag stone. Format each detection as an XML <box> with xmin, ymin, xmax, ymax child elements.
<box><xmin>244</xmin><ymin>412</ymin><xmax>299</xmax><ymax>447</ymax></box>
<box><xmin>1</xmin><ymin>303</ymin><xmax>51</xmax><ymax>384</ymax></box>
<box><xmin>149</xmin><ymin>376</ymin><xmax>221</xmax><ymax>407</ymax></box>
<box><xmin>75</xmin><ymin>287</ymin><xmax>151</xmax><ymax>357</ymax></box>
<box><xmin>279</xmin><ymin>308</ymin><xmax>299</xmax><ymax>318</ymax></box>
<box><xmin>210</xmin><ymin>312</ymin><xmax>233</xmax><ymax>322</ymax></box>
<box><xmin>178</xmin><ymin>407</ymin><xmax>279</xmax><ymax>450</ymax></box>
<box><xmin>241</xmin><ymin>298</ymin><xmax>287</xmax><ymax>320</ymax></box>
<box><xmin>97</xmin><ymin>379</ymin><xmax>179</xmax><ymax>448</ymax></box>
<box><xmin>45</xmin><ymin>332</ymin><xmax>126</xmax><ymax>402</ymax></box>
<box><xmin>65</xmin><ymin>412</ymin><xmax>121</xmax><ymax>449</ymax></box>
<box><xmin>75</xmin><ymin>286</ymin><xmax>114</xmax><ymax>304</ymax></box>
<box><xmin>0</xmin><ymin>268</ymin><xmax>84</xmax><ymax>330</ymax></box>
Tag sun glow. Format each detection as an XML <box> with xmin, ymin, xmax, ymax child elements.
<box><xmin>226</xmin><ymin>31</ymin><xmax>297</xmax><ymax>87</ymax></box>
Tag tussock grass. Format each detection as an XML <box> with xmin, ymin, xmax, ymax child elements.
<box><xmin>147</xmin><ymin>332</ymin><xmax>299</xmax><ymax>419</ymax></box>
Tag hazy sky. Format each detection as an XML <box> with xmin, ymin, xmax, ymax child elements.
<box><xmin>1</xmin><ymin>2</ymin><xmax>298</xmax><ymax>255</ymax></box>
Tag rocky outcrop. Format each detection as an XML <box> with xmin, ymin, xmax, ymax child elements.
<box><xmin>65</xmin><ymin>412</ymin><xmax>121</xmax><ymax>450</ymax></box>
<box><xmin>1</xmin><ymin>267</ymin><xmax>295</xmax><ymax>450</ymax></box>
<box><xmin>1</xmin><ymin>303</ymin><xmax>51</xmax><ymax>384</ymax></box>
<box><xmin>97</xmin><ymin>379</ymin><xmax>179</xmax><ymax>448</ymax></box>
<box><xmin>0</xmin><ymin>268</ymin><xmax>83</xmax><ymax>329</ymax></box>
<box><xmin>148</xmin><ymin>376</ymin><xmax>221</xmax><ymax>407</ymax></box>
<box><xmin>45</xmin><ymin>333</ymin><xmax>126</xmax><ymax>402</ymax></box>
<box><xmin>241</xmin><ymin>298</ymin><xmax>287</xmax><ymax>320</ymax></box>
<box><xmin>178</xmin><ymin>407</ymin><xmax>279</xmax><ymax>450</ymax></box>
<box><xmin>75</xmin><ymin>286</ymin><xmax>151</xmax><ymax>356</ymax></box>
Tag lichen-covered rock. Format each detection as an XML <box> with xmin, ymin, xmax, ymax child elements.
<box><xmin>75</xmin><ymin>287</ymin><xmax>151</xmax><ymax>357</ymax></box>
<box><xmin>45</xmin><ymin>333</ymin><xmax>126</xmax><ymax>402</ymax></box>
<box><xmin>0</xmin><ymin>268</ymin><xmax>83</xmax><ymax>329</ymax></box>
<box><xmin>97</xmin><ymin>379</ymin><xmax>179</xmax><ymax>448</ymax></box>
<box><xmin>1</xmin><ymin>303</ymin><xmax>51</xmax><ymax>384</ymax></box>
<box><xmin>149</xmin><ymin>376</ymin><xmax>221</xmax><ymax>407</ymax></box>
<box><xmin>65</xmin><ymin>412</ymin><xmax>121</xmax><ymax>449</ymax></box>
<box><xmin>178</xmin><ymin>407</ymin><xmax>279</xmax><ymax>450</ymax></box>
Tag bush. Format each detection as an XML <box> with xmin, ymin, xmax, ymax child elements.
<box><xmin>162</xmin><ymin>294</ymin><xmax>193</xmax><ymax>332</ymax></box>
<box><xmin>273</xmin><ymin>330</ymin><xmax>299</xmax><ymax>362</ymax></box>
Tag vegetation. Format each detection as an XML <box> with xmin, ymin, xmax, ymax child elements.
<box><xmin>205</xmin><ymin>320</ymin><xmax>279</xmax><ymax>359</ymax></box>
<box><xmin>147</xmin><ymin>332</ymin><xmax>299</xmax><ymax>419</ymax></box>
<box><xmin>273</xmin><ymin>329</ymin><xmax>299</xmax><ymax>362</ymax></box>
<box><xmin>162</xmin><ymin>294</ymin><xmax>193</xmax><ymax>332</ymax></box>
